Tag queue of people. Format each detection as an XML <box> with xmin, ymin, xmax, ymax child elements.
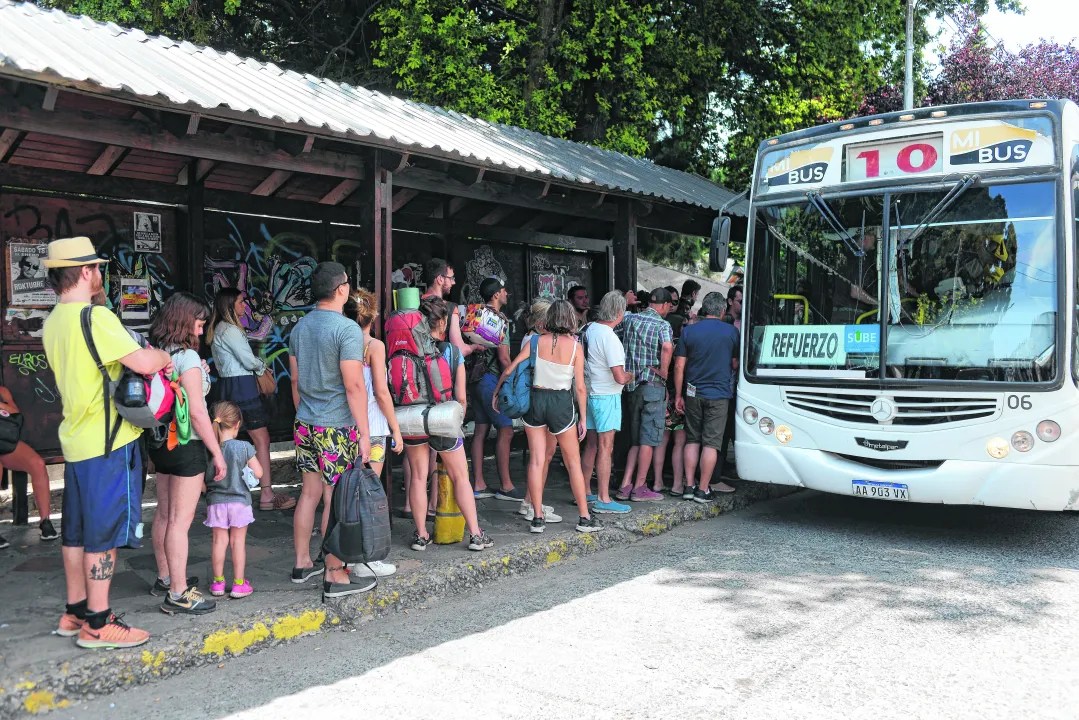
<box><xmin>22</xmin><ymin>236</ymin><xmax>740</xmax><ymax>650</ymax></box>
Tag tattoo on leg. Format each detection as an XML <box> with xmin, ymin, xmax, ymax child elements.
<box><xmin>89</xmin><ymin>553</ymin><xmax>115</xmax><ymax>581</ymax></box>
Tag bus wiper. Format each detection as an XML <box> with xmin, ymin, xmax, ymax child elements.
<box><xmin>903</xmin><ymin>174</ymin><xmax>978</xmax><ymax>245</ymax></box>
<box><xmin>806</xmin><ymin>191</ymin><xmax>862</xmax><ymax>257</ymax></box>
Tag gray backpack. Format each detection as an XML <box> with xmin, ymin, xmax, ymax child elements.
<box><xmin>321</xmin><ymin>464</ymin><xmax>390</xmax><ymax>580</ymax></box>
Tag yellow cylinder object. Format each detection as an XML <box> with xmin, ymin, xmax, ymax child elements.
<box><xmin>432</xmin><ymin>461</ymin><xmax>465</xmax><ymax>544</ymax></box>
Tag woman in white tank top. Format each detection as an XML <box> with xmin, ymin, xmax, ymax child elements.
<box><xmin>343</xmin><ymin>290</ymin><xmax>403</xmax><ymax>481</ymax></box>
<box><xmin>494</xmin><ymin>300</ymin><xmax>601</xmax><ymax>535</ymax></box>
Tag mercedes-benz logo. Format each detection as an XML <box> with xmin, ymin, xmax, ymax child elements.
<box><xmin>870</xmin><ymin>397</ymin><xmax>897</xmax><ymax>423</ymax></box>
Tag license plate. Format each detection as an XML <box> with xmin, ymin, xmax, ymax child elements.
<box><xmin>852</xmin><ymin>479</ymin><xmax>909</xmax><ymax>501</ymax></box>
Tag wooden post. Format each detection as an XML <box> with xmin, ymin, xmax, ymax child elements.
<box><xmin>614</xmin><ymin>199</ymin><xmax>637</xmax><ymax>292</ymax></box>
<box><xmin>187</xmin><ymin>160</ymin><xmax>205</xmax><ymax>295</ymax></box>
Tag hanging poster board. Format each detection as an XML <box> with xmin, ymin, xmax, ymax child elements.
<box><xmin>6</xmin><ymin>240</ymin><xmax>55</xmax><ymax>308</ymax></box>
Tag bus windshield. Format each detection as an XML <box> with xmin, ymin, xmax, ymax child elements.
<box><xmin>747</xmin><ymin>180</ymin><xmax>1057</xmax><ymax>383</ymax></box>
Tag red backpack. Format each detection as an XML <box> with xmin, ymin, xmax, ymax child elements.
<box><xmin>384</xmin><ymin>310</ymin><xmax>454</xmax><ymax>406</ymax></box>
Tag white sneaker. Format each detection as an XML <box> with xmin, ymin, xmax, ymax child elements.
<box><xmin>521</xmin><ymin>503</ymin><xmax>562</xmax><ymax>523</ymax></box>
<box><xmin>350</xmin><ymin>560</ymin><xmax>397</xmax><ymax>578</ymax></box>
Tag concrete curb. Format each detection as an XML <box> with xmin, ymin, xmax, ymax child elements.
<box><xmin>1</xmin><ymin>481</ymin><xmax>795</xmax><ymax>718</ymax></box>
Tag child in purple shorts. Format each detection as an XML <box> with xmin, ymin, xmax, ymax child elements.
<box><xmin>204</xmin><ymin>401</ymin><xmax>263</xmax><ymax>599</ymax></box>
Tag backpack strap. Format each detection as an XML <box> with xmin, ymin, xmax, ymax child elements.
<box><xmin>529</xmin><ymin>332</ymin><xmax>540</xmax><ymax>361</ymax></box>
<box><xmin>80</xmin><ymin>306</ymin><xmax>121</xmax><ymax>456</ymax></box>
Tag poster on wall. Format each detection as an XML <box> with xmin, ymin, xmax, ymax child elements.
<box><xmin>120</xmin><ymin>277</ymin><xmax>151</xmax><ymax>320</ymax></box>
<box><xmin>134</xmin><ymin>211</ymin><xmax>163</xmax><ymax>253</ymax></box>
<box><xmin>7</xmin><ymin>240</ymin><xmax>56</xmax><ymax>307</ymax></box>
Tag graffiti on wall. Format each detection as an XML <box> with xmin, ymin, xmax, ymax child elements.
<box><xmin>464</xmin><ymin>245</ymin><xmax>506</xmax><ymax>304</ymax></box>
<box><xmin>1</xmin><ymin>197</ymin><xmax>176</xmax><ymax>331</ymax></box>
<box><xmin>204</xmin><ymin>216</ymin><xmax>319</xmax><ymax>378</ymax></box>
<box><xmin>532</xmin><ymin>253</ymin><xmax>586</xmax><ymax>300</ymax></box>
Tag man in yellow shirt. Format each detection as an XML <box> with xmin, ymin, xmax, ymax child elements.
<box><xmin>42</xmin><ymin>237</ymin><xmax>172</xmax><ymax>650</ymax></box>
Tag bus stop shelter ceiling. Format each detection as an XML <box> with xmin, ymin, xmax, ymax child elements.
<box><xmin>0</xmin><ymin>0</ymin><xmax>746</xmax><ymax>247</ymax></box>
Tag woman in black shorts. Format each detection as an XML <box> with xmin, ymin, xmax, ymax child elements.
<box><xmin>404</xmin><ymin>298</ymin><xmax>493</xmax><ymax>553</ymax></box>
<box><xmin>495</xmin><ymin>300</ymin><xmax>600</xmax><ymax>535</ymax></box>
<box><xmin>149</xmin><ymin>293</ymin><xmax>227</xmax><ymax>615</ymax></box>
<box><xmin>207</xmin><ymin>288</ymin><xmax>295</xmax><ymax>512</ymax></box>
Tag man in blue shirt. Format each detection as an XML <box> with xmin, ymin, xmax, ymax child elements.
<box><xmin>674</xmin><ymin>292</ymin><xmax>739</xmax><ymax>502</ymax></box>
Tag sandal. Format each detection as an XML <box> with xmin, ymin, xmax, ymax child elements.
<box><xmin>259</xmin><ymin>493</ymin><xmax>297</xmax><ymax>512</ymax></box>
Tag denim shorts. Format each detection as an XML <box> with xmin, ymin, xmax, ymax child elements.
<box><xmin>471</xmin><ymin>372</ymin><xmax>513</xmax><ymax>429</ymax></box>
<box><xmin>626</xmin><ymin>384</ymin><xmax>666</xmax><ymax>447</ymax></box>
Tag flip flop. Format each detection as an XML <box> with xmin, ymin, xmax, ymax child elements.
<box><xmin>259</xmin><ymin>493</ymin><xmax>297</xmax><ymax>511</ymax></box>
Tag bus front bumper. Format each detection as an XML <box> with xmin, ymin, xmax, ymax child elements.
<box><xmin>734</xmin><ymin>441</ymin><xmax>1079</xmax><ymax>511</ymax></box>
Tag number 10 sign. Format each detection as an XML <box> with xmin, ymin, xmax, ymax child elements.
<box><xmin>844</xmin><ymin>134</ymin><xmax>943</xmax><ymax>182</ymax></box>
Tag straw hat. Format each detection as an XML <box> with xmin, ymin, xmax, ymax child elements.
<box><xmin>42</xmin><ymin>237</ymin><xmax>107</xmax><ymax>268</ymax></box>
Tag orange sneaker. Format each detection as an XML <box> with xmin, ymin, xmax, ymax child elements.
<box><xmin>56</xmin><ymin>613</ymin><xmax>84</xmax><ymax>637</ymax></box>
<box><xmin>75</xmin><ymin>613</ymin><xmax>150</xmax><ymax>649</ymax></box>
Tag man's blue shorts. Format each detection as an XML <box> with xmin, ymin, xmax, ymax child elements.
<box><xmin>471</xmin><ymin>372</ymin><xmax>513</xmax><ymax>429</ymax></box>
<box><xmin>586</xmin><ymin>393</ymin><xmax>622</xmax><ymax>433</ymax></box>
<box><xmin>62</xmin><ymin>439</ymin><xmax>144</xmax><ymax>552</ymax></box>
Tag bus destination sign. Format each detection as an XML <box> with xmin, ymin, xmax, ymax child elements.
<box><xmin>760</xmin><ymin>325</ymin><xmax>880</xmax><ymax>366</ymax></box>
<box><xmin>757</xmin><ymin>118</ymin><xmax>1055</xmax><ymax>195</ymax></box>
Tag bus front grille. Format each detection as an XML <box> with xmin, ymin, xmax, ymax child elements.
<box><xmin>784</xmin><ymin>390</ymin><xmax>999</xmax><ymax>426</ymax></box>
<box><xmin>830</xmin><ymin>453</ymin><xmax>946</xmax><ymax>470</ymax></box>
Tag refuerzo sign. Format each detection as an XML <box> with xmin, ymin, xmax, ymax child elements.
<box><xmin>760</xmin><ymin>324</ymin><xmax>880</xmax><ymax>366</ymax></box>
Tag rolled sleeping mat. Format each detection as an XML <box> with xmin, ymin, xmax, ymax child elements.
<box><xmin>394</xmin><ymin>401</ymin><xmax>465</xmax><ymax>439</ymax></box>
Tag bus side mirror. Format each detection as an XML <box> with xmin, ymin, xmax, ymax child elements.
<box><xmin>709</xmin><ymin>216</ymin><xmax>731</xmax><ymax>272</ymax></box>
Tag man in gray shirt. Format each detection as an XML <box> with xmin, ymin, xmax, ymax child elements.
<box><xmin>288</xmin><ymin>262</ymin><xmax>373</xmax><ymax>599</ymax></box>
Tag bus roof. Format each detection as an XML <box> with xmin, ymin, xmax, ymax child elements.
<box><xmin>759</xmin><ymin>99</ymin><xmax>1073</xmax><ymax>153</ymax></box>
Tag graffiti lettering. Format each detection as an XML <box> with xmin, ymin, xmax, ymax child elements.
<box><xmin>8</xmin><ymin>352</ymin><xmax>48</xmax><ymax>376</ymax></box>
<box><xmin>33</xmin><ymin>377</ymin><xmax>60</xmax><ymax>404</ymax></box>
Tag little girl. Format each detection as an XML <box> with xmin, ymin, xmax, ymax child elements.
<box><xmin>205</xmin><ymin>401</ymin><xmax>263</xmax><ymax>599</ymax></box>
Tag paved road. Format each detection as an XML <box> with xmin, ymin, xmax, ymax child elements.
<box><xmin>66</xmin><ymin>491</ymin><xmax>1079</xmax><ymax>720</ymax></box>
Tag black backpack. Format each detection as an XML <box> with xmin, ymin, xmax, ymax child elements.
<box><xmin>321</xmin><ymin>464</ymin><xmax>391</xmax><ymax>578</ymax></box>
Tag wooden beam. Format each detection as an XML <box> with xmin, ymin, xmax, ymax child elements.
<box><xmin>42</xmin><ymin>87</ymin><xmax>58</xmax><ymax>111</ymax></box>
<box><xmin>380</xmin><ymin>151</ymin><xmax>411</xmax><ymax>172</ymax></box>
<box><xmin>590</xmin><ymin>192</ymin><xmax>607</xmax><ymax>208</ymax></box>
<box><xmin>320</xmin><ymin>178</ymin><xmax>360</xmax><ymax>205</ymax></box>
<box><xmin>0</xmin><ymin>129</ymin><xmax>22</xmax><ymax>162</ymax></box>
<box><xmin>394</xmin><ymin>167</ymin><xmax>614</xmax><ymax>222</ymax></box>
<box><xmin>476</xmin><ymin>205</ymin><xmax>514</xmax><ymax>226</ymax></box>
<box><xmin>446</xmin><ymin>197</ymin><xmax>469</xmax><ymax>217</ymax></box>
<box><xmin>251</xmin><ymin>169</ymin><xmax>292</xmax><ymax>196</ymax></box>
<box><xmin>533</xmin><ymin>180</ymin><xmax>551</xmax><ymax>199</ymax></box>
<box><xmin>176</xmin><ymin>158</ymin><xmax>216</xmax><ymax>185</ymax></box>
<box><xmin>86</xmin><ymin>144</ymin><xmax>127</xmax><ymax>176</ymax></box>
<box><xmin>0</xmin><ymin>163</ymin><xmax>188</xmax><ymax>205</ymax></box>
<box><xmin>391</xmin><ymin>188</ymin><xmax>419</xmax><ymax>212</ymax></box>
<box><xmin>187</xmin><ymin>114</ymin><xmax>201</xmax><ymax>135</ymax></box>
<box><xmin>0</xmin><ymin>102</ymin><xmax>366</xmax><ymax>181</ymax></box>
<box><xmin>519</xmin><ymin>214</ymin><xmax>550</xmax><ymax>231</ymax></box>
<box><xmin>275</xmin><ymin>132</ymin><xmax>314</xmax><ymax>156</ymax></box>
<box><xmin>448</xmin><ymin>165</ymin><xmax>485</xmax><ymax>186</ymax></box>
<box><xmin>394</xmin><ymin>215</ymin><xmax>610</xmax><ymax>253</ymax></box>
<box><xmin>614</xmin><ymin>199</ymin><xmax>637</xmax><ymax>292</ymax></box>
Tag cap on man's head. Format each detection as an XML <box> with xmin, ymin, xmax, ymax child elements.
<box><xmin>650</xmin><ymin>287</ymin><xmax>674</xmax><ymax>305</ymax></box>
<box><xmin>42</xmin><ymin>237</ymin><xmax>106</xmax><ymax>268</ymax></box>
<box><xmin>480</xmin><ymin>276</ymin><xmax>505</xmax><ymax>301</ymax></box>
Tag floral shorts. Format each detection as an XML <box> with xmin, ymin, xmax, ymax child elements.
<box><xmin>294</xmin><ymin>421</ymin><xmax>358</xmax><ymax>486</ymax></box>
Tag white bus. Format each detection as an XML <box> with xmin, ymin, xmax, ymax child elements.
<box><xmin>732</xmin><ymin>99</ymin><xmax>1079</xmax><ymax>510</ymax></box>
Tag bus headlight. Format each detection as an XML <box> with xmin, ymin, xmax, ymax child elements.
<box><xmin>986</xmin><ymin>437</ymin><xmax>1009</xmax><ymax>459</ymax></box>
<box><xmin>1036</xmin><ymin>420</ymin><xmax>1061</xmax><ymax>442</ymax></box>
<box><xmin>759</xmin><ymin>417</ymin><xmax>775</xmax><ymax>435</ymax></box>
<box><xmin>1011</xmin><ymin>431</ymin><xmax>1035</xmax><ymax>452</ymax></box>
<box><xmin>743</xmin><ymin>406</ymin><xmax>759</xmax><ymax>424</ymax></box>
<box><xmin>775</xmin><ymin>425</ymin><xmax>793</xmax><ymax>444</ymax></box>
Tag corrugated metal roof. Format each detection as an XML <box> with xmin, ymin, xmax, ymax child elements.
<box><xmin>0</xmin><ymin>0</ymin><xmax>747</xmax><ymax>214</ymax></box>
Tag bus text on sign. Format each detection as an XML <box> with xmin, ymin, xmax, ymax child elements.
<box><xmin>844</xmin><ymin>134</ymin><xmax>944</xmax><ymax>182</ymax></box>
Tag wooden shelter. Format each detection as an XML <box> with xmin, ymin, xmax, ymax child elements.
<box><xmin>0</xmin><ymin>0</ymin><xmax>747</xmax><ymax>461</ymax></box>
